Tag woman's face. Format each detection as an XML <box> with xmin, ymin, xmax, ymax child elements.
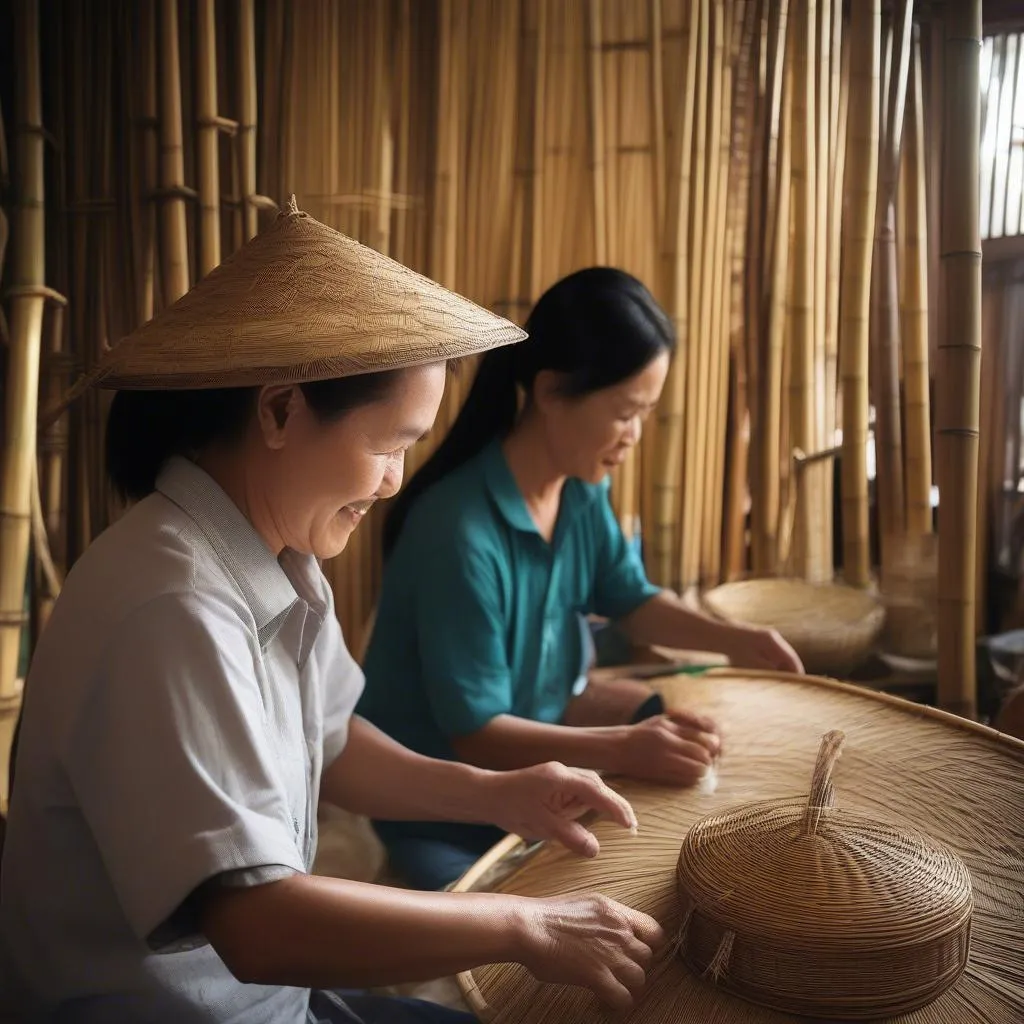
<box><xmin>537</xmin><ymin>352</ymin><xmax>670</xmax><ymax>484</ymax></box>
<box><xmin>253</xmin><ymin>363</ymin><xmax>446</xmax><ymax>559</ymax></box>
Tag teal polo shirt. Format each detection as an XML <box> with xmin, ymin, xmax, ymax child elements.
<box><xmin>358</xmin><ymin>440</ymin><xmax>661</xmax><ymax>760</ymax></box>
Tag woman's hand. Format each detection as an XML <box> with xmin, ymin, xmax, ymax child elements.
<box><xmin>514</xmin><ymin>892</ymin><xmax>665</xmax><ymax>1011</ymax></box>
<box><xmin>612</xmin><ymin>710</ymin><xmax>720</xmax><ymax>785</ymax></box>
<box><xmin>483</xmin><ymin>762</ymin><xmax>638</xmax><ymax>858</ymax></box>
<box><xmin>724</xmin><ymin>624</ymin><xmax>804</xmax><ymax>673</ymax></box>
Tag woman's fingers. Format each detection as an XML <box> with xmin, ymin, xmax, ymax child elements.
<box><xmin>546</xmin><ymin>816</ymin><xmax>600</xmax><ymax>859</ymax></box>
<box><xmin>557</xmin><ymin>768</ymin><xmax>638</xmax><ymax>831</ymax></box>
<box><xmin>663</xmin><ymin>706</ymin><xmax>720</xmax><ymax>737</ymax></box>
<box><xmin>590</xmin><ymin>966</ymin><xmax>637</xmax><ymax>1012</ymax></box>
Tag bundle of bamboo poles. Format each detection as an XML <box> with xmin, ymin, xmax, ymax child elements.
<box><xmin>0</xmin><ymin>1</ymin><xmax>985</xmax><ymax>720</ymax></box>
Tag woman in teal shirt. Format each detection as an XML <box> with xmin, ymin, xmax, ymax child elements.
<box><xmin>359</xmin><ymin>268</ymin><xmax>802</xmax><ymax>890</ymax></box>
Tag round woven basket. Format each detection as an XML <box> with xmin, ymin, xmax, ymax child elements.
<box><xmin>453</xmin><ymin>671</ymin><xmax>1024</xmax><ymax>1024</ymax></box>
<box><xmin>676</xmin><ymin>731</ymin><xmax>973</xmax><ymax>1019</ymax></box>
<box><xmin>702</xmin><ymin>579</ymin><xmax>885</xmax><ymax>675</ymax></box>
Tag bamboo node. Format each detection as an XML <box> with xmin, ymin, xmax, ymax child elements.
<box><xmin>3</xmin><ymin>285</ymin><xmax>67</xmax><ymax>306</ymax></box>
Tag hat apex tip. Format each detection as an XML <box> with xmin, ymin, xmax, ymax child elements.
<box><xmin>285</xmin><ymin>194</ymin><xmax>301</xmax><ymax>216</ymax></box>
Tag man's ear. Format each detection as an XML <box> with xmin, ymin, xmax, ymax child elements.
<box><xmin>256</xmin><ymin>384</ymin><xmax>303</xmax><ymax>449</ymax></box>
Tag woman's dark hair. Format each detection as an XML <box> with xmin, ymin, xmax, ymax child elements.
<box><xmin>382</xmin><ymin>266</ymin><xmax>675</xmax><ymax>556</ymax></box>
<box><xmin>105</xmin><ymin>371</ymin><xmax>399</xmax><ymax>502</ymax></box>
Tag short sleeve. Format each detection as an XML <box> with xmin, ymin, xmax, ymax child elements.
<box><xmin>589</xmin><ymin>488</ymin><xmax>662</xmax><ymax>620</ymax></box>
<box><xmin>65</xmin><ymin>593</ymin><xmax>307</xmax><ymax>944</ymax></box>
<box><xmin>412</xmin><ymin>540</ymin><xmax>514</xmax><ymax>738</ymax></box>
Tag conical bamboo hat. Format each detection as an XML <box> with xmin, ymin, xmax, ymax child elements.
<box><xmin>454</xmin><ymin>670</ymin><xmax>1024</xmax><ymax>1024</ymax></box>
<box><xmin>47</xmin><ymin>197</ymin><xmax>525</xmax><ymax>413</ymax></box>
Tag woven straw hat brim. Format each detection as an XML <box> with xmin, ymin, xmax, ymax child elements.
<box><xmin>57</xmin><ymin>200</ymin><xmax>526</xmax><ymax>399</ymax></box>
<box><xmin>454</xmin><ymin>670</ymin><xmax>1024</xmax><ymax>1024</ymax></box>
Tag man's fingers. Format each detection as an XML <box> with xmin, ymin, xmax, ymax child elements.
<box><xmin>589</xmin><ymin>967</ymin><xmax>637</xmax><ymax>1012</ymax></box>
<box><xmin>622</xmin><ymin>907</ymin><xmax>666</xmax><ymax>952</ymax></box>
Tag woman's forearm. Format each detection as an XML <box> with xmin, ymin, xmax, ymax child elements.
<box><xmin>320</xmin><ymin>716</ymin><xmax>496</xmax><ymax>823</ymax></box>
<box><xmin>452</xmin><ymin>714</ymin><xmax>626</xmax><ymax>773</ymax></box>
<box><xmin>202</xmin><ymin>873</ymin><xmax>527</xmax><ymax>989</ymax></box>
<box><xmin>618</xmin><ymin>590</ymin><xmax>739</xmax><ymax>653</ymax></box>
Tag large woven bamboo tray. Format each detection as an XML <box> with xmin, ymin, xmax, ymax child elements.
<box><xmin>453</xmin><ymin>670</ymin><xmax>1024</xmax><ymax>1024</ymax></box>
<box><xmin>702</xmin><ymin>579</ymin><xmax>885</xmax><ymax>675</ymax></box>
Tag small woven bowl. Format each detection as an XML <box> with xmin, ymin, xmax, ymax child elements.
<box><xmin>703</xmin><ymin>578</ymin><xmax>885</xmax><ymax>675</ymax></box>
<box><xmin>676</xmin><ymin>731</ymin><xmax>974</xmax><ymax>1020</ymax></box>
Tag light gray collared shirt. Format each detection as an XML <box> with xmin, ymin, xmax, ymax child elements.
<box><xmin>1</xmin><ymin>457</ymin><xmax>365</xmax><ymax>1023</ymax></box>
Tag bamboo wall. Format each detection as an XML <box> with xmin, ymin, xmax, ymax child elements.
<box><xmin>0</xmin><ymin>0</ymin><xmax>992</xmax><ymax>771</ymax></box>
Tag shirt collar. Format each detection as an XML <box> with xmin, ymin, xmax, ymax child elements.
<box><xmin>480</xmin><ymin>439</ymin><xmax>602</xmax><ymax>539</ymax></box>
<box><xmin>155</xmin><ymin>456</ymin><xmax>298</xmax><ymax>633</ymax></box>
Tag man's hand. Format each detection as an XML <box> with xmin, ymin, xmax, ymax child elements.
<box><xmin>481</xmin><ymin>762</ymin><xmax>638</xmax><ymax>859</ymax></box>
<box><xmin>724</xmin><ymin>625</ymin><xmax>803</xmax><ymax>673</ymax></box>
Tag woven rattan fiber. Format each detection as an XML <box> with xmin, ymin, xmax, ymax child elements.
<box><xmin>675</xmin><ymin>730</ymin><xmax>973</xmax><ymax>1019</ymax></box>
<box><xmin>453</xmin><ymin>671</ymin><xmax>1024</xmax><ymax>1024</ymax></box>
<box><xmin>702</xmin><ymin>579</ymin><xmax>885</xmax><ymax>675</ymax></box>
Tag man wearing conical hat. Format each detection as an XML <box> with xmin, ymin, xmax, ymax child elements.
<box><xmin>0</xmin><ymin>202</ymin><xmax>664</xmax><ymax>1024</ymax></box>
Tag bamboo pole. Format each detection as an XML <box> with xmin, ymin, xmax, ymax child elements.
<box><xmin>158</xmin><ymin>0</ymin><xmax>190</xmax><ymax>303</ymax></box>
<box><xmin>903</xmin><ymin>24</ymin><xmax>932</xmax><ymax>538</ymax></box>
<box><xmin>0</xmin><ymin>0</ymin><xmax>46</xmax><ymax>698</ymax></box>
<box><xmin>682</xmin><ymin>0</ymin><xmax>710</xmax><ymax>588</ymax></box>
<box><xmin>653</xmin><ymin>0</ymin><xmax>699</xmax><ymax>591</ymax></box>
<box><xmin>724</xmin><ymin>0</ymin><xmax>758</xmax><ymax>580</ymax></box>
<box><xmin>698</xmin><ymin>0</ymin><xmax>727</xmax><ymax>583</ymax></box>
<box><xmin>195</xmin><ymin>0</ymin><xmax>221</xmax><ymax>276</ymax></box>
<box><xmin>937</xmin><ymin>0</ymin><xmax>982</xmax><ymax>720</ymax></box>
<box><xmin>137</xmin><ymin>0</ymin><xmax>158</xmax><ymax>323</ymax></box>
<box><xmin>788</xmin><ymin>0</ymin><xmax>817</xmax><ymax>580</ymax></box>
<box><xmin>587</xmin><ymin>0</ymin><xmax>608</xmax><ymax>266</ymax></box>
<box><xmin>238</xmin><ymin>0</ymin><xmax>258</xmax><ymax>242</ymax></box>
<box><xmin>872</xmin><ymin>0</ymin><xmax>913</xmax><ymax>579</ymax></box>
<box><xmin>752</xmin><ymin>0</ymin><xmax>790</xmax><ymax>576</ymax></box>
<box><xmin>839</xmin><ymin>0</ymin><xmax>880</xmax><ymax>588</ymax></box>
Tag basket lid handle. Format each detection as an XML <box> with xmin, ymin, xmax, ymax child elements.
<box><xmin>801</xmin><ymin>730</ymin><xmax>846</xmax><ymax>835</ymax></box>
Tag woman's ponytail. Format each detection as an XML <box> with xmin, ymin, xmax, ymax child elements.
<box><xmin>382</xmin><ymin>344</ymin><xmax>520</xmax><ymax>556</ymax></box>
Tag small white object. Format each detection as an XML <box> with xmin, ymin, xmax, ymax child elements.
<box><xmin>697</xmin><ymin>761</ymin><xmax>720</xmax><ymax>796</ymax></box>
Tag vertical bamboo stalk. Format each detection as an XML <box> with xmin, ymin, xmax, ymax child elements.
<box><xmin>839</xmin><ymin>0</ymin><xmax>880</xmax><ymax>588</ymax></box>
<box><xmin>137</xmin><ymin>0</ymin><xmax>158</xmax><ymax>323</ymax></box>
<box><xmin>682</xmin><ymin>0</ymin><xmax>710</xmax><ymax>588</ymax></box>
<box><xmin>789</xmin><ymin>0</ymin><xmax>817</xmax><ymax>579</ymax></box>
<box><xmin>195</xmin><ymin>0</ymin><xmax>221</xmax><ymax>276</ymax></box>
<box><xmin>654</xmin><ymin>0</ymin><xmax>699</xmax><ymax>590</ymax></box>
<box><xmin>872</xmin><ymin>0</ymin><xmax>912</xmax><ymax>578</ymax></box>
<box><xmin>158</xmin><ymin>0</ymin><xmax>190</xmax><ymax>302</ymax></box>
<box><xmin>527</xmin><ymin>0</ymin><xmax>547</xmax><ymax>303</ymax></box>
<box><xmin>587</xmin><ymin>0</ymin><xmax>608</xmax><ymax>265</ymax></box>
<box><xmin>752</xmin><ymin>0</ymin><xmax>790</xmax><ymax>576</ymax></box>
<box><xmin>237</xmin><ymin>0</ymin><xmax>258</xmax><ymax>242</ymax></box>
<box><xmin>698</xmin><ymin>0</ymin><xmax>727</xmax><ymax>583</ymax></box>
<box><xmin>903</xmin><ymin>24</ymin><xmax>932</xmax><ymax>538</ymax></box>
<box><xmin>724</xmin><ymin>0</ymin><xmax>757</xmax><ymax>580</ymax></box>
<box><xmin>937</xmin><ymin>1</ymin><xmax>982</xmax><ymax>719</ymax></box>
<box><xmin>0</xmin><ymin>0</ymin><xmax>46</xmax><ymax>700</ymax></box>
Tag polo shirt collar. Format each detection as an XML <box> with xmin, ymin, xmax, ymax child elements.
<box><xmin>156</xmin><ymin>456</ymin><xmax>298</xmax><ymax>632</ymax></box>
<box><xmin>480</xmin><ymin>439</ymin><xmax>602</xmax><ymax>540</ymax></box>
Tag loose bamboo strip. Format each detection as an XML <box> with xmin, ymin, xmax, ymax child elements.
<box><xmin>237</xmin><ymin>0</ymin><xmax>258</xmax><ymax>242</ymax></box>
<box><xmin>788</xmin><ymin>0</ymin><xmax>817</xmax><ymax>581</ymax></box>
<box><xmin>653</xmin><ymin>0</ymin><xmax>698</xmax><ymax>591</ymax></box>
<box><xmin>158</xmin><ymin>0</ymin><xmax>190</xmax><ymax>303</ymax></box>
<box><xmin>681</xmin><ymin>0</ymin><xmax>710</xmax><ymax>588</ymax></box>
<box><xmin>698</xmin><ymin>0</ymin><xmax>727</xmax><ymax>584</ymax></box>
<box><xmin>752</xmin><ymin>0</ymin><xmax>789</xmax><ymax>577</ymax></box>
<box><xmin>839</xmin><ymin>0</ymin><xmax>880</xmax><ymax>588</ymax></box>
<box><xmin>937</xmin><ymin>0</ymin><xmax>983</xmax><ymax>720</ymax></box>
<box><xmin>873</xmin><ymin>0</ymin><xmax>913</xmax><ymax>579</ymax></box>
<box><xmin>195</xmin><ymin>0</ymin><xmax>221</xmax><ymax>276</ymax></box>
<box><xmin>0</xmin><ymin>0</ymin><xmax>46</xmax><ymax>698</ymax></box>
<box><xmin>903</xmin><ymin>24</ymin><xmax>933</xmax><ymax>539</ymax></box>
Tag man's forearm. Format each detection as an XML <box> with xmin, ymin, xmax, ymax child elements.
<box><xmin>202</xmin><ymin>873</ymin><xmax>526</xmax><ymax>989</ymax></box>
<box><xmin>320</xmin><ymin>716</ymin><xmax>496</xmax><ymax>823</ymax></box>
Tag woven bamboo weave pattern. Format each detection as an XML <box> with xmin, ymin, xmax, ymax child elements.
<box><xmin>676</xmin><ymin>730</ymin><xmax>973</xmax><ymax>1018</ymax></box>
<box><xmin>703</xmin><ymin>579</ymin><xmax>885</xmax><ymax>675</ymax></box>
<box><xmin>454</xmin><ymin>672</ymin><xmax>1024</xmax><ymax>1024</ymax></box>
